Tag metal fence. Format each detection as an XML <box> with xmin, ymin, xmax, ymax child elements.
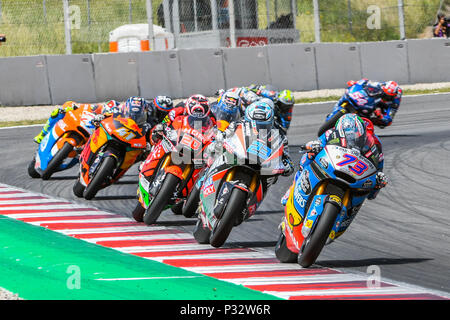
<box><xmin>0</xmin><ymin>0</ymin><xmax>448</xmax><ymax>57</ymax></box>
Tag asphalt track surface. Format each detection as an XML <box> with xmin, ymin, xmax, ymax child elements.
<box><xmin>0</xmin><ymin>93</ymin><xmax>449</xmax><ymax>295</ymax></box>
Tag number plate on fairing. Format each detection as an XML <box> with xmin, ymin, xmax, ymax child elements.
<box><xmin>325</xmin><ymin>145</ymin><xmax>377</xmax><ymax>179</ymax></box>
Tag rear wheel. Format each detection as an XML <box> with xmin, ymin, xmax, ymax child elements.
<box><xmin>83</xmin><ymin>156</ymin><xmax>116</xmax><ymax>200</ymax></box>
<box><xmin>182</xmin><ymin>183</ymin><xmax>200</xmax><ymax>218</ymax></box>
<box><xmin>27</xmin><ymin>157</ymin><xmax>40</xmax><ymax>178</ymax></box>
<box><xmin>193</xmin><ymin>218</ymin><xmax>211</xmax><ymax>244</ymax></box>
<box><xmin>41</xmin><ymin>142</ymin><xmax>74</xmax><ymax>180</ymax></box>
<box><xmin>132</xmin><ymin>202</ymin><xmax>145</xmax><ymax>222</ymax></box>
<box><xmin>317</xmin><ymin>109</ymin><xmax>347</xmax><ymax>137</ymax></box>
<box><xmin>297</xmin><ymin>202</ymin><xmax>340</xmax><ymax>268</ymax></box>
<box><xmin>73</xmin><ymin>179</ymin><xmax>85</xmax><ymax>198</ymax></box>
<box><xmin>143</xmin><ymin>173</ymin><xmax>180</xmax><ymax>225</ymax></box>
<box><xmin>171</xmin><ymin>201</ymin><xmax>183</xmax><ymax>215</ymax></box>
<box><xmin>210</xmin><ymin>188</ymin><xmax>247</xmax><ymax>248</ymax></box>
<box><xmin>275</xmin><ymin>232</ymin><xmax>298</xmax><ymax>263</ymax></box>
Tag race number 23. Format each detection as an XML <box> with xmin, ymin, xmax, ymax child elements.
<box><xmin>336</xmin><ymin>154</ymin><xmax>368</xmax><ymax>175</ymax></box>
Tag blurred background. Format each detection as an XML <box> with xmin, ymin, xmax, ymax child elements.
<box><xmin>0</xmin><ymin>0</ymin><xmax>449</xmax><ymax>57</ymax></box>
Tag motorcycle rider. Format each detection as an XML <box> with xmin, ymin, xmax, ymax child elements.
<box><xmin>211</xmin><ymin>90</ymin><xmax>243</xmax><ymax>131</ymax></box>
<box><xmin>233</xmin><ymin>84</ymin><xmax>295</xmax><ymax>134</ymax></box>
<box><xmin>33</xmin><ymin>100</ymin><xmax>120</xmax><ymax>144</ymax></box>
<box><xmin>284</xmin><ymin>114</ymin><xmax>387</xmax><ymax>205</ymax></box>
<box><xmin>150</xmin><ymin>94</ymin><xmax>215</xmax><ymax>146</ymax></box>
<box><xmin>328</xmin><ymin>79</ymin><xmax>402</xmax><ymax>129</ymax></box>
<box><xmin>209</xmin><ymin>98</ymin><xmax>295</xmax><ymax>178</ymax></box>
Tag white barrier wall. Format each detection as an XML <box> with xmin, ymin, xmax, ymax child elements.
<box><xmin>1</xmin><ymin>39</ymin><xmax>449</xmax><ymax>106</ymax></box>
<box><xmin>0</xmin><ymin>56</ymin><xmax>51</xmax><ymax>106</ymax></box>
<box><xmin>47</xmin><ymin>54</ymin><xmax>97</xmax><ymax>105</ymax></box>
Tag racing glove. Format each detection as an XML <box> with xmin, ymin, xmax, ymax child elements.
<box><xmin>375</xmin><ymin>172</ymin><xmax>388</xmax><ymax>189</ymax></box>
<box><xmin>151</xmin><ymin>123</ymin><xmax>165</xmax><ymax>144</ymax></box>
<box><xmin>92</xmin><ymin>114</ymin><xmax>105</xmax><ymax>127</ymax></box>
<box><xmin>305</xmin><ymin>140</ymin><xmax>323</xmax><ymax>154</ymax></box>
<box><xmin>282</xmin><ymin>157</ymin><xmax>295</xmax><ymax>177</ymax></box>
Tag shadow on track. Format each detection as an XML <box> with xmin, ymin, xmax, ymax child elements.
<box><xmin>316</xmin><ymin>257</ymin><xmax>433</xmax><ymax>268</ymax></box>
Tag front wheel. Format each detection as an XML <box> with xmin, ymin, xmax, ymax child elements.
<box><xmin>41</xmin><ymin>142</ymin><xmax>74</xmax><ymax>180</ymax></box>
<box><xmin>143</xmin><ymin>173</ymin><xmax>180</xmax><ymax>225</ymax></box>
<box><xmin>83</xmin><ymin>156</ymin><xmax>116</xmax><ymax>200</ymax></box>
<box><xmin>297</xmin><ymin>202</ymin><xmax>340</xmax><ymax>268</ymax></box>
<box><xmin>210</xmin><ymin>188</ymin><xmax>247</xmax><ymax>248</ymax></box>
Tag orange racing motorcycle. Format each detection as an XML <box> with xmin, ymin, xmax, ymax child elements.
<box><xmin>132</xmin><ymin>114</ymin><xmax>215</xmax><ymax>225</ymax></box>
<box><xmin>73</xmin><ymin>112</ymin><xmax>147</xmax><ymax>200</ymax></box>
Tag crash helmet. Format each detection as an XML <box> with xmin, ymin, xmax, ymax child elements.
<box><xmin>102</xmin><ymin>100</ymin><xmax>120</xmax><ymax>113</ymax></box>
<box><xmin>122</xmin><ymin>96</ymin><xmax>149</xmax><ymax>126</ymax></box>
<box><xmin>244</xmin><ymin>98</ymin><xmax>275</xmax><ymax>134</ymax></box>
<box><xmin>277</xmin><ymin>89</ymin><xmax>294</xmax><ymax>110</ymax></box>
<box><xmin>240</xmin><ymin>89</ymin><xmax>260</xmax><ymax>108</ymax></box>
<box><xmin>381</xmin><ymin>81</ymin><xmax>400</xmax><ymax>102</ymax></box>
<box><xmin>153</xmin><ymin>96</ymin><xmax>173</xmax><ymax>112</ymax></box>
<box><xmin>335</xmin><ymin>113</ymin><xmax>367</xmax><ymax>150</ymax></box>
<box><xmin>185</xmin><ymin>94</ymin><xmax>211</xmax><ymax>118</ymax></box>
<box><xmin>214</xmin><ymin>90</ymin><xmax>241</xmax><ymax>121</ymax></box>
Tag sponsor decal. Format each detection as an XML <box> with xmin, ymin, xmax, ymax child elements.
<box><xmin>294</xmin><ymin>190</ymin><xmax>307</xmax><ymax>208</ymax></box>
<box><xmin>328</xmin><ymin>195</ymin><xmax>342</xmax><ymax>206</ymax></box>
<box><xmin>299</xmin><ymin>170</ymin><xmax>312</xmax><ymax>195</ymax></box>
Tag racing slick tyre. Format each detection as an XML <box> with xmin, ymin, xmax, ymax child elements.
<box><xmin>210</xmin><ymin>188</ymin><xmax>247</xmax><ymax>248</ymax></box>
<box><xmin>132</xmin><ymin>202</ymin><xmax>145</xmax><ymax>222</ymax></box>
<box><xmin>143</xmin><ymin>173</ymin><xmax>180</xmax><ymax>225</ymax></box>
<box><xmin>317</xmin><ymin>109</ymin><xmax>347</xmax><ymax>137</ymax></box>
<box><xmin>193</xmin><ymin>218</ymin><xmax>211</xmax><ymax>244</ymax></box>
<box><xmin>41</xmin><ymin>142</ymin><xmax>74</xmax><ymax>180</ymax></box>
<box><xmin>171</xmin><ymin>201</ymin><xmax>183</xmax><ymax>215</ymax></box>
<box><xmin>275</xmin><ymin>232</ymin><xmax>298</xmax><ymax>263</ymax></box>
<box><xmin>83</xmin><ymin>156</ymin><xmax>116</xmax><ymax>200</ymax></box>
<box><xmin>182</xmin><ymin>183</ymin><xmax>200</xmax><ymax>218</ymax></box>
<box><xmin>27</xmin><ymin>157</ymin><xmax>41</xmax><ymax>179</ymax></box>
<box><xmin>73</xmin><ymin>179</ymin><xmax>85</xmax><ymax>198</ymax></box>
<box><xmin>297</xmin><ymin>201</ymin><xmax>340</xmax><ymax>268</ymax></box>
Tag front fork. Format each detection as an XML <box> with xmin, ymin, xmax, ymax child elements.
<box><xmin>213</xmin><ymin>167</ymin><xmax>260</xmax><ymax>220</ymax></box>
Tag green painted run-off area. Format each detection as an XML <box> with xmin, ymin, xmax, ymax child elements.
<box><xmin>0</xmin><ymin>216</ymin><xmax>279</xmax><ymax>300</ymax></box>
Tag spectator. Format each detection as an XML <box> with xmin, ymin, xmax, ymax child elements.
<box><xmin>433</xmin><ymin>14</ymin><xmax>449</xmax><ymax>38</ymax></box>
<box><xmin>0</xmin><ymin>34</ymin><xmax>6</xmax><ymax>45</ymax></box>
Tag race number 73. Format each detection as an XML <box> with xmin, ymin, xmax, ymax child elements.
<box><xmin>336</xmin><ymin>154</ymin><xmax>368</xmax><ymax>175</ymax></box>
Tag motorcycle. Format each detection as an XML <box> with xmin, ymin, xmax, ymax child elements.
<box><xmin>73</xmin><ymin>112</ymin><xmax>147</xmax><ymax>200</ymax></box>
<box><xmin>193</xmin><ymin>121</ymin><xmax>286</xmax><ymax>248</ymax></box>
<box><xmin>275</xmin><ymin>140</ymin><xmax>379</xmax><ymax>268</ymax></box>
<box><xmin>317</xmin><ymin>82</ymin><xmax>384</xmax><ymax>136</ymax></box>
<box><xmin>28</xmin><ymin>104</ymin><xmax>97</xmax><ymax>180</ymax></box>
<box><xmin>181</xmin><ymin>104</ymin><xmax>242</xmax><ymax>219</ymax></box>
<box><xmin>132</xmin><ymin>115</ymin><xmax>215</xmax><ymax>225</ymax></box>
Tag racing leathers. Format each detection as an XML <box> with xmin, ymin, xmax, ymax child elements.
<box><xmin>295</xmin><ymin>127</ymin><xmax>387</xmax><ymax>201</ymax></box>
<box><xmin>33</xmin><ymin>100</ymin><xmax>120</xmax><ymax>144</ymax></box>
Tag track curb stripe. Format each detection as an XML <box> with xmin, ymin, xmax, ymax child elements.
<box><xmin>0</xmin><ymin>183</ymin><xmax>448</xmax><ymax>300</ymax></box>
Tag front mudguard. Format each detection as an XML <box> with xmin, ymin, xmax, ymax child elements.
<box><xmin>302</xmin><ymin>194</ymin><xmax>345</xmax><ymax>244</ymax></box>
<box><xmin>213</xmin><ymin>181</ymin><xmax>249</xmax><ymax>220</ymax></box>
<box><xmin>138</xmin><ymin>169</ymin><xmax>167</xmax><ymax>210</ymax></box>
